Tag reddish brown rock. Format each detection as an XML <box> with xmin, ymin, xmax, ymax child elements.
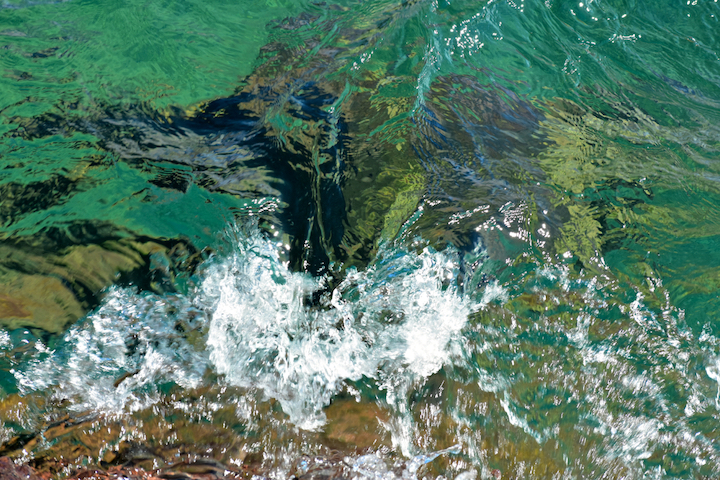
<box><xmin>0</xmin><ymin>457</ymin><xmax>45</xmax><ymax>480</ymax></box>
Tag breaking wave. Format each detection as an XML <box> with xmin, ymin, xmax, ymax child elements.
<box><xmin>13</xmin><ymin>222</ymin><xmax>497</xmax><ymax>432</ymax></box>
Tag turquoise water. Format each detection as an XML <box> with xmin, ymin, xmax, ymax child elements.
<box><xmin>1</xmin><ymin>0</ymin><xmax>720</xmax><ymax>478</ymax></box>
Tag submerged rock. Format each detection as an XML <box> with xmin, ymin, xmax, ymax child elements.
<box><xmin>0</xmin><ymin>457</ymin><xmax>239</xmax><ymax>480</ymax></box>
<box><xmin>5</xmin><ymin>5</ymin><xmax>550</xmax><ymax>280</ymax></box>
<box><xmin>0</xmin><ymin>457</ymin><xmax>45</xmax><ymax>480</ymax></box>
<box><xmin>0</xmin><ymin>224</ymin><xmax>204</xmax><ymax>333</ymax></box>
<box><xmin>323</xmin><ymin>398</ymin><xmax>390</xmax><ymax>450</ymax></box>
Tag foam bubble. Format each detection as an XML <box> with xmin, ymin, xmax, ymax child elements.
<box><xmin>13</xmin><ymin>289</ymin><xmax>209</xmax><ymax>414</ymax></box>
<box><xmin>203</xmin><ymin>227</ymin><xmax>481</xmax><ymax>429</ymax></box>
<box><xmin>10</xmin><ymin>224</ymin><xmax>489</xmax><ymax>433</ymax></box>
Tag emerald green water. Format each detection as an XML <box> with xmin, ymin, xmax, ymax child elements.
<box><xmin>1</xmin><ymin>0</ymin><xmax>720</xmax><ymax>478</ymax></box>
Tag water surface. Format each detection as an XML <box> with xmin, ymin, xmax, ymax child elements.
<box><xmin>1</xmin><ymin>0</ymin><xmax>720</xmax><ymax>478</ymax></box>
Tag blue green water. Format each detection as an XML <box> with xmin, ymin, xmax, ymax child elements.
<box><xmin>1</xmin><ymin>0</ymin><xmax>720</xmax><ymax>478</ymax></box>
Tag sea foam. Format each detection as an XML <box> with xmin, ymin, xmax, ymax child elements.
<box><xmin>12</xmin><ymin>224</ymin><xmax>489</xmax><ymax>431</ymax></box>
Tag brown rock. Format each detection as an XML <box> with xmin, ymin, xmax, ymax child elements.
<box><xmin>323</xmin><ymin>398</ymin><xmax>390</xmax><ymax>450</ymax></box>
<box><xmin>0</xmin><ymin>271</ymin><xmax>85</xmax><ymax>333</ymax></box>
<box><xmin>0</xmin><ymin>456</ymin><xmax>43</xmax><ymax>480</ymax></box>
<box><xmin>0</xmin><ymin>237</ymin><xmax>197</xmax><ymax>334</ymax></box>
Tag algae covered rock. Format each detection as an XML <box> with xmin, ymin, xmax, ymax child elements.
<box><xmin>1</xmin><ymin>0</ymin><xmax>552</xmax><ymax>336</ymax></box>
<box><xmin>535</xmin><ymin>98</ymin><xmax>658</xmax><ymax>267</ymax></box>
<box><xmin>0</xmin><ymin>225</ymin><xmax>203</xmax><ymax>333</ymax></box>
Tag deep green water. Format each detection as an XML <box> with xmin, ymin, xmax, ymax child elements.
<box><xmin>1</xmin><ymin>0</ymin><xmax>720</xmax><ymax>478</ymax></box>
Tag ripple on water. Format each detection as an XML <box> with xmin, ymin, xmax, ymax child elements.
<box><xmin>4</xmin><ymin>219</ymin><xmax>720</xmax><ymax>478</ymax></box>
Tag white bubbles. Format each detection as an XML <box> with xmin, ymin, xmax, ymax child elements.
<box><xmin>350</xmin><ymin>444</ymin><xmax>462</xmax><ymax>480</ymax></box>
<box><xmin>10</xmin><ymin>223</ymin><xmax>492</xmax><ymax>434</ymax></box>
<box><xmin>705</xmin><ymin>356</ymin><xmax>720</xmax><ymax>410</ymax></box>
<box><xmin>202</xmin><ymin>227</ymin><xmax>482</xmax><ymax>429</ymax></box>
<box><xmin>13</xmin><ymin>289</ymin><xmax>209</xmax><ymax>414</ymax></box>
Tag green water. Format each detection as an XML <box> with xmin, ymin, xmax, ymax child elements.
<box><xmin>1</xmin><ymin>0</ymin><xmax>720</xmax><ymax>478</ymax></box>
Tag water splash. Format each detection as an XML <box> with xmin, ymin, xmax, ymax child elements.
<box><xmin>350</xmin><ymin>444</ymin><xmax>463</xmax><ymax>480</ymax></box>
<box><xmin>12</xmin><ymin>289</ymin><xmax>209</xmax><ymax>414</ymax></box>
<box><xmin>11</xmin><ymin>223</ymin><xmax>493</xmax><ymax>436</ymax></box>
<box><xmin>9</xmin><ymin>220</ymin><xmax>720</xmax><ymax>478</ymax></box>
<box><xmin>203</xmin><ymin>225</ymin><xmax>485</xmax><ymax>430</ymax></box>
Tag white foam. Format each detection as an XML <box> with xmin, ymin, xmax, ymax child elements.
<box><xmin>350</xmin><ymin>444</ymin><xmax>462</xmax><ymax>480</ymax></box>
<box><xmin>705</xmin><ymin>356</ymin><xmax>720</xmax><ymax>410</ymax></box>
<box><xmin>202</xmin><ymin>227</ymin><xmax>481</xmax><ymax>429</ymax></box>
<box><xmin>0</xmin><ymin>330</ymin><xmax>9</xmax><ymax>351</ymax></box>
<box><xmin>10</xmin><ymin>224</ymin><xmax>488</xmax><ymax>434</ymax></box>
<box><xmin>13</xmin><ymin>289</ymin><xmax>209</xmax><ymax>414</ymax></box>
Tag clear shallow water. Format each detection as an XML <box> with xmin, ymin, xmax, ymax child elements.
<box><xmin>1</xmin><ymin>0</ymin><xmax>720</xmax><ymax>478</ymax></box>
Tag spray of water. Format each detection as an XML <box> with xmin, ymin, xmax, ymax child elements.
<box><xmin>12</xmin><ymin>222</ymin><xmax>494</xmax><ymax>444</ymax></box>
<box><xmin>202</xmin><ymin>224</ymin><xmax>487</xmax><ymax>431</ymax></box>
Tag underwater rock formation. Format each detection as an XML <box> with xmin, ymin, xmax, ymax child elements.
<box><xmin>1</xmin><ymin>7</ymin><xmax>551</xmax><ymax>333</ymax></box>
<box><xmin>0</xmin><ymin>221</ymin><xmax>203</xmax><ymax>333</ymax></box>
